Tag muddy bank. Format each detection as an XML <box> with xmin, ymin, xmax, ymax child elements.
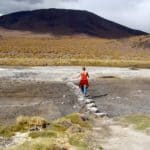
<box><xmin>0</xmin><ymin>79</ymin><xmax>77</xmax><ymax>124</ymax></box>
<box><xmin>88</xmin><ymin>78</ymin><xmax>150</xmax><ymax>117</ymax></box>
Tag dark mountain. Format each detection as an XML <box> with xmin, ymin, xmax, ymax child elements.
<box><xmin>0</xmin><ymin>9</ymin><xmax>147</xmax><ymax>38</ymax></box>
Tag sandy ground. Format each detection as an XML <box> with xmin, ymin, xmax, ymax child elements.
<box><xmin>89</xmin><ymin>118</ymin><xmax>150</xmax><ymax>150</ymax></box>
<box><xmin>103</xmin><ymin>125</ymin><xmax>150</xmax><ymax>150</ymax></box>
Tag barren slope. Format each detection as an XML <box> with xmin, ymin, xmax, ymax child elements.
<box><xmin>0</xmin><ymin>9</ymin><xmax>147</xmax><ymax>38</ymax></box>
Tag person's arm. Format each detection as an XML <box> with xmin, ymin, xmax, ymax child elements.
<box><xmin>72</xmin><ymin>72</ymin><xmax>80</xmax><ymax>79</ymax></box>
<box><xmin>87</xmin><ymin>72</ymin><xmax>89</xmax><ymax>78</ymax></box>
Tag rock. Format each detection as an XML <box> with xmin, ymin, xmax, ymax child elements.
<box><xmin>79</xmin><ymin>105</ymin><xmax>88</xmax><ymax>113</ymax></box>
<box><xmin>86</xmin><ymin>103</ymin><xmax>96</xmax><ymax>108</ymax></box>
<box><xmin>80</xmin><ymin>113</ymin><xmax>89</xmax><ymax>121</ymax></box>
<box><xmin>73</xmin><ymin>105</ymin><xmax>77</xmax><ymax>109</ymax></box>
<box><xmin>29</xmin><ymin>126</ymin><xmax>42</xmax><ymax>132</ymax></box>
<box><xmin>88</xmin><ymin>107</ymin><xmax>98</xmax><ymax>113</ymax></box>
<box><xmin>0</xmin><ymin>137</ymin><xmax>12</xmax><ymax>148</ymax></box>
<box><xmin>86</xmin><ymin>104</ymin><xmax>97</xmax><ymax>110</ymax></box>
<box><xmin>78</xmin><ymin>97</ymin><xmax>84</xmax><ymax>101</ymax></box>
<box><xmin>95</xmin><ymin>112</ymin><xmax>108</xmax><ymax>118</ymax></box>
<box><xmin>85</xmin><ymin>99</ymin><xmax>94</xmax><ymax>104</ymax></box>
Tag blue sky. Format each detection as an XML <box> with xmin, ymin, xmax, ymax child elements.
<box><xmin>0</xmin><ymin>0</ymin><xmax>150</xmax><ymax>33</ymax></box>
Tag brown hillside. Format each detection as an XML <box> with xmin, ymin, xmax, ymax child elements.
<box><xmin>0</xmin><ymin>9</ymin><xmax>147</xmax><ymax>38</ymax></box>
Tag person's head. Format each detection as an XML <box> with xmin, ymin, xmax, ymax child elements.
<box><xmin>82</xmin><ymin>66</ymin><xmax>86</xmax><ymax>71</ymax></box>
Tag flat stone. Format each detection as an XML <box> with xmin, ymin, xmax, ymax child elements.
<box><xmin>85</xmin><ymin>99</ymin><xmax>94</xmax><ymax>104</ymax></box>
<box><xmin>86</xmin><ymin>103</ymin><xmax>96</xmax><ymax>108</ymax></box>
<box><xmin>95</xmin><ymin>112</ymin><xmax>108</xmax><ymax>117</ymax></box>
<box><xmin>88</xmin><ymin>107</ymin><xmax>98</xmax><ymax>113</ymax></box>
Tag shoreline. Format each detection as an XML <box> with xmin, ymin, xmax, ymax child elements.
<box><xmin>0</xmin><ymin>66</ymin><xmax>150</xmax><ymax>81</ymax></box>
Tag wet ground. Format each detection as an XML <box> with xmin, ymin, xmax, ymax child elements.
<box><xmin>0</xmin><ymin>67</ymin><xmax>150</xmax><ymax>124</ymax></box>
<box><xmin>0</xmin><ymin>79</ymin><xmax>77</xmax><ymax>124</ymax></box>
<box><xmin>89</xmin><ymin>77</ymin><xmax>150</xmax><ymax>117</ymax></box>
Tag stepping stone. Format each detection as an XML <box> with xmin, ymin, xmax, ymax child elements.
<box><xmin>78</xmin><ymin>97</ymin><xmax>85</xmax><ymax>101</ymax></box>
<box><xmin>86</xmin><ymin>103</ymin><xmax>96</xmax><ymax>108</ymax></box>
<box><xmin>85</xmin><ymin>99</ymin><xmax>95</xmax><ymax>104</ymax></box>
<box><xmin>87</xmin><ymin>106</ymin><xmax>98</xmax><ymax>113</ymax></box>
<box><xmin>95</xmin><ymin>112</ymin><xmax>108</xmax><ymax>117</ymax></box>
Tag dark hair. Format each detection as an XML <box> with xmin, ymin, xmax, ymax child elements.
<box><xmin>82</xmin><ymin>67</ymin><xmax>86</xmax><ymax>71</ymax></box>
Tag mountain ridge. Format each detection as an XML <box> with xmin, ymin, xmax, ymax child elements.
<box><xmin>0</xmin><ymin>8</ymin><xmax>147</xmax><ymax>38</ymax></box>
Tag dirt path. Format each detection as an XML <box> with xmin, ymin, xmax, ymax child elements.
<box><xmin>89</xmin><ymin>118</ymin><xmax>150</xmax><ymax>150</ymax></box>
<box><xmin>103</xmin><ymin>125</ymin><xmax>150</xmax><ymax>150</ymax></box>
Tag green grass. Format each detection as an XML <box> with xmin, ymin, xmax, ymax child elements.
<box><xmin>50</xmin><ymin>119</ymin><xmax>72</xmax><ymax>132</ymax></box>
<box><xmin>0</xmin><ymin>124</ymin><xmax>28</xmax><ymax>138</ymax></box>
<box><xmin>69</xmin><ymin>134</ymin><xmax>89</xmax><ymax>150</ymax></box>
<box><xmin>0</xmin><ymin>116</ymin><xmax>48</xmax><ymax>138</ymax></box>
<box><xmin>49</xmin><ymin>113</ymin><xmax>90</xmax><ymax>133</ymax></box>
<box><xmin>7</xmin><ymin>138</ymin><xmax>68</xmax><ymax>150</ymax></box>
<box><xmin>121</xmin><ymin>115</ymin><xmax>150</xmax><ymax>131</ymax></box>
<box><xmin>65</xmin><ymin>113</ymin><xmax>91</xmax><ymax>128</ymax></box>
<box><xmin>29</xmin><ymin>131</ymin><xmax>57</xmax><ymax>139</ymax></box>
<box><xmin>3</xmin><ymin>113</ymin><xmax>90</xmax><ymax>150</ymax></box>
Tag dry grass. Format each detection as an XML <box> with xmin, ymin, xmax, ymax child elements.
<box><xmin>0</xmin><ymin>58</ymin><xmax>149</xmax><ymax>68</ymax></box>
<box><xmin>0</xmin><ymin>116</ymin><xmax>48</xmax><ymax>138</ymax></box>
<box><xmin>120</xmin><ymin>115</ymin><xmax>150</xmax><ymax>131</ymax></box>
<box><xmin>0</xmin><ymin>35</ymin><xmax>149</xmax><ymax>67</ymax></box>
<box><xmin>8</xmin><ymin>138</ymin><xmax>73</xmax><ymax>150</ymax></box>
<box><xmin>4</xmin><ymin>113</ymin><xmax>91</xmax><ymax>150</ymax></box>
<box><xmin>16</xmin><ymin>116</ymin><xmax>48</xmax><ymax>128</ymax></box>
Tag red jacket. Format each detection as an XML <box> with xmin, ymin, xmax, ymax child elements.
<box><xmin>79</xmin><ymin>71</ymin><xmax>89</xmax><ymax>87</ymax></box>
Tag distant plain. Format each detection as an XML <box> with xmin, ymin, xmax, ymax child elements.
<box><xmin>0</xmin><ymin>28</ymin><xmax>150</xmax><ymax>67</ymax></box>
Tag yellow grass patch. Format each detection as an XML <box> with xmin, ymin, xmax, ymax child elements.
<box><xmin>16</xmin><ymin>116</ymin><xmax>49</xmax><ymax>128</ymax></box>
<box><xmin>0</xmin><ymin>36</ymin><xmax>149</xmax><ymax>67</ymax></box>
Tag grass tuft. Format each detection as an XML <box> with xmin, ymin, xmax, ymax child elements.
<box><xmin>29</xmin><ymin>131</ymin><xmax>57</xmax><ymax>139</ymax></box>
<box><xmin>0</xmin><ymin>124</ymin><xmax>27</xmax><ymax>138</ymax></box>
<box><xmin>16</xmin><ymin>116</ymin><xmax>49</xmax><ymax>128</ymax></box>
<box><xmin>69</xmin><ymin>133</ymin><xmax>89</xmax><ymax>150</ymax></box>
<box><xmin>0</xmin><ymin>116</ymin><xmax>48</xmax><ymax>138</ymax></box>
<box><xmin>8</xmin><ymin>138</ymin><xmax>70</xmax><ymax>150</ymax></box>
<box><xmin>65</xmin><ymin>113</ymin><xmax>91</xmax><ymax>128</ymax></box>
<box><xmin>2</xmin><ymin>113</ymin><xmax>91</xmax><ymax>150</ymax></box>
<box><xmin>121</xmin><ymin>115</ymin><xmax>150</xmax><ymax>131</ymax></box>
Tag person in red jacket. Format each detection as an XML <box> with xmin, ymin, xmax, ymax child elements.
<box><xmin>79</xmin><ymin>67</ymin><xmax>89</xmax><ymax>96</ymax></box>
